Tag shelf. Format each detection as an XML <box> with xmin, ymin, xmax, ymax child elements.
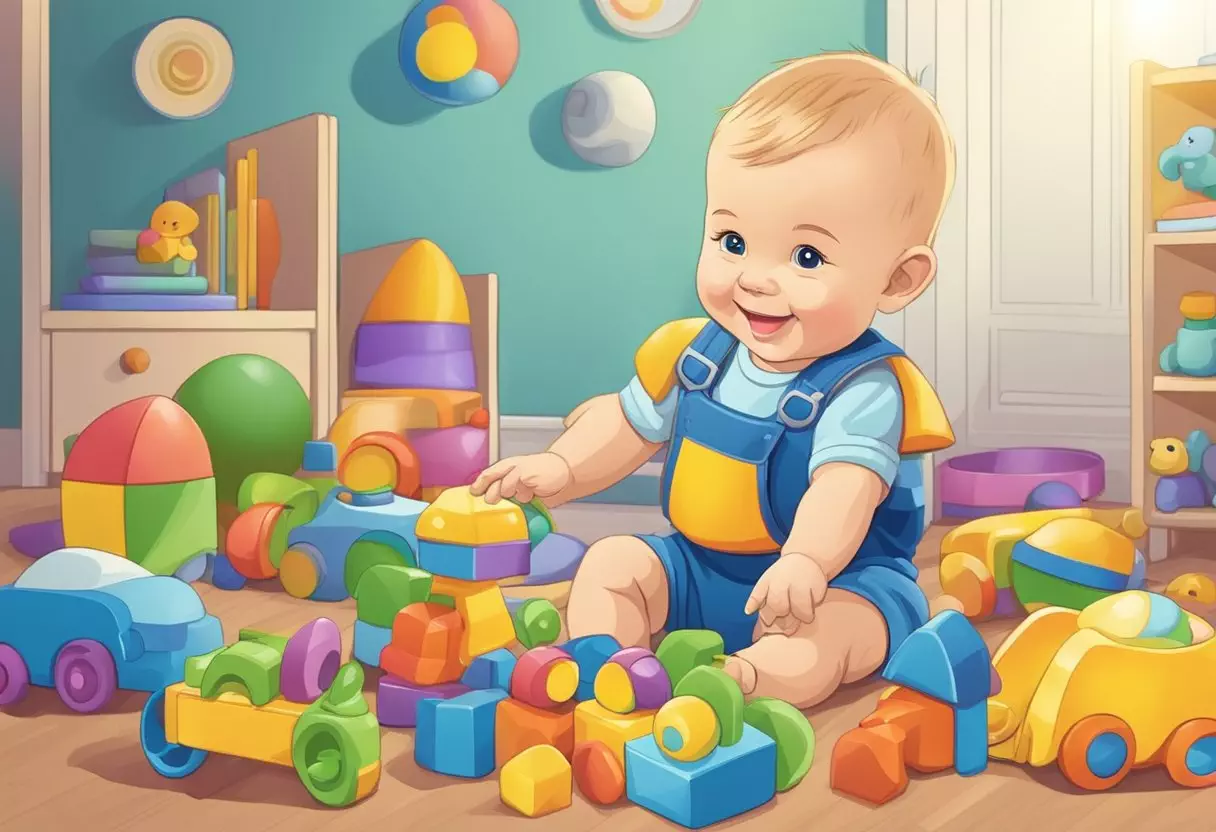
<box><xmin>1153</xmin><ymin>375</ymin><xmax>1216</xmax><ymax>392</ymax></box>
<box><xmin>42</xmin><ymin>308</ymin><xmax>317</xmax><ymax>331</ymax></box>
<box><xmin>1148</xmin><ymin>230</ymin><xmax>1216</xmax><ymax>247</ymax></box>
<box><xmin>1150</xmin><ymin>65</ymin><xmax>1216</xmax><ymax>89</ymax></box>
<box><xmin>1149</xmin><ymin>508</ymin><xmax>1216</xmax><ymax>529</ymax></box>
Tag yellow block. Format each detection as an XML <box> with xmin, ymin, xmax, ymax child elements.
<box><xmin>573</xmin><ymin>700</ymin><xmax>656</xmax><ymax>769</ymax></box>
<box><xmin>327</xmin><ymin>398</ymin><xmax>439</xmax><ymax>459</ymax></box>
<box><xmin>1180</xmin><ymin>291</ymin><xmax>1216</xmax><ymax>319</ymax></box>
<box><xmin>653</xmin><ymin>696</ymin><xmax>721</xmax><ymax>762</ymax></box>
<box><xmin>417</xmin><ymin>486</ymin><xmax>528</xmax><ymax>546</ymax></box>
<box><xmin>362</xmin><ymin>239</ymin><xmax>471</xmax><ymax>324</ymax></box>
<box><xmin>164</xmin><ymin>683</ymin><xmax>305</xmax><ymax>766</ymax></box>
<box><xmin>499</xmin><ymin>744</ymin><xmax>572</xmax><ymax>818</ymax></box>
<box><xmin>454</xmin><ymin>582</ymin><xmax>515</xmax><ymax>664</ymax></box>
<box><xmin>61</xmin><ymin>480</ymin><xmax>128</xmax><ymax>558</ymax></box>
<box><xmin>342</xmin><ymin>388</ymin><xmax>482</xmax><ymax>427</ymax></box>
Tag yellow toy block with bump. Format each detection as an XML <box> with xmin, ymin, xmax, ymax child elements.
<box><xmin>61</xmin><ymin>480</ymin><xmax>128</xmax><ymax>558</ymax></box>
<box><xmin>416</xmin><ymin>486</ymin><xmax>529</xmax><ymax>547</ymax></box>
<box><xmin>165</xmin><ymin>685</ymin><xmax>305</xmax><ymax>765</ymax></box>
<box><xmin>573</xmin><ymin>700</ymin><xmax>656</xmax><ymax>769</ymax></box>
<box><xmin>634</xmin><ymin>318</ymin><xmax>709</xmax><ymax>402</ymax></box>
<box><xmin>455</xmin><ymin>582</ymin><xmax>515</xmax><ymax>663</ymax></box>
<box><xmin>499</xmin><ymin>744</ymin><xmax>573</xmax><ymax>818</ymax></box>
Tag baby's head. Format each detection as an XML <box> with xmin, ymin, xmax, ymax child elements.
<box><xmin>697</xmin><ymin>52</ymin><xmax>954</xmax><ymax>369</ymax></box>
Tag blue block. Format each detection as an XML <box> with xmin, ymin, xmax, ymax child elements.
<box><xmin>625</xmin><ymin>724</ymin><xmax>777</xmax><ymax>829</ymax></box>
<box><xmin>564</xmin><ymin>634</ymin><xmax>621</xmax><ymax>701</ymax></box>
<box><xmin>302</xmin><ymin>440</ymin><xmax>338</xmax><ymax>472</ymax></box>
<box><xmin>353</xmin><ymin>619</ymin><xmax>392</xmax><ymax>666</ymax></box>
<box><xmin>954</xmin><ymin>702</ymin><xmax>989</xmax><ymax>776</ymax></box>
<box><xmin>415</xmin><ymin>688</ymin><xmax>508</xmax><ymax>777</ymax></box>
<box><xmin>417</xmin><ymin>538</ymin><xmax>530</xmax><ymax>582</ymax></box>
<box><xmin>461</xmin><ymin>648</ymin><xmax>516</xmax><ymax>690</ymax></box>
<box><xmin>883</xmin><ymin>610</ymin><xmax>991</xmax><ymax>707</ymax></box>
<box><xmin>209</xmin><ymin>554</ymin><xmax>247</xmax><ymax>591</ymax></box>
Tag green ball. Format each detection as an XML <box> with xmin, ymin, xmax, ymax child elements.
<box><xmin>1010</xmin><ymin>561</ymin><xmax>1112</xmax><ymax>613</ymax></box>
<box><xmin>175</xmin><ymin>354</ymin><xmax>312</xmax><ymax>504</ymax></box>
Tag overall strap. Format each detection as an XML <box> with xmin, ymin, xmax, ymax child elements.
<box><xmin>776</xmin><ymin>329</ymin><xmax>905</xmax><ymax>429</ymax></box>
<box><xmin>675</xmin><ymin>319</ymin><xmax>737</xmax><ymax>394</ymax></box>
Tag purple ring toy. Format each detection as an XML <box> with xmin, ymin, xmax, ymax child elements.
<box><xmin>939</xmin><ymin>447</ymin><xmax>1105</xmax><ymax>519</ymax></box>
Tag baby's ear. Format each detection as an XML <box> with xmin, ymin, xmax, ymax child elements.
<box><xmin>877</xmin><ymin>246</ymin><xmax>937</xmax><ymax>314</ymax></box>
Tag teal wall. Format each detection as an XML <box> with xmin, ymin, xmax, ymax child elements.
<box><xmin>31</xmin><ymin>0</ymin><xmax>884</xmax><ymax>425</ymax></box>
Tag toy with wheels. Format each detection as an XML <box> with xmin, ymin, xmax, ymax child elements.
<box><xmin>987</xmin><ymin>590</ymin><xmax>1216</xmax><ymax>790</ymax></box>
<box><xmin>0</xmin><ymin>548</ymin><xmax>223</xmax><ymax>713</ymax></box>
<box><xmin>279</xmin><ymin>486</ymin><xmax>428</xmax><ymax>602</ymax></box>
<box><xmin>936</xmin><ymin>506</ymin><xmax>1147</xmax><ymax>621</ymax></box>
<box><xmin>141</xmin><ymin>619</ymin><xmax>380</xmax><ymax>807</ymax></box>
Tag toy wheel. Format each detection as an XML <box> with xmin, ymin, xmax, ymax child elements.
<box><xmin>938</xmin><ymin>551</ymin><xmax>997</xmax><ymax>620</ymax></box>
<box><xmin>292</xmin><ymin>719</ymin><xmax>362</xmax><ymax>807</ymax></box>
<box><xmin>1164</xmin><ymin>718</ymin><xmax>1216</xmax><ymax>788</ymax></box>
<box><xmin>1058</xmin><ymin>714</ymin><xmax>1136</xmax><ymax>790</ymax></box>
<box><xmin>0</xmin><ymin>644</ymin><xmax>31</xmax><ymax>706</ymax></box>
<box><xmin>280</xmin><ymin>543</ymin><xmax>323</xmax><ymax>599</ymax></box>
<box><xmin>54</xmin><ymin>639</ymin><xmax>117</xmax><ymax>713</ymax></box>
<box><xmin>140</xmin><ymin>687</ymin><xmax>208</xmax><ymax>778</ymax></box>
<box><xmin>174</xmin><ymin>553</ymin><xmax>208</xmax><ymax>583</ymax></box>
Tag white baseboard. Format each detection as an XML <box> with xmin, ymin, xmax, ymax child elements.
<box><xmin>0</xmin><ymin>429</ymin><xmax>20</xmax><ymax>487</ymax></box>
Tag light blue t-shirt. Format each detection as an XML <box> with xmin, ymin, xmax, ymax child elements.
<box><xmin>620</xmin><ymin>345</ymin><xmax>905</xmax><ymax>486</ymax></box>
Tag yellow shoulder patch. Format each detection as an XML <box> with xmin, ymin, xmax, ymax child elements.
<box><xmin>635</xmin><ymin>318</ymin><xmax>710</xmax><ymax>402</ymax></box>
<box><xmin>887</xmin><ymin>356</ymin><xmax>955</xmax><ymax>454</ymax></box>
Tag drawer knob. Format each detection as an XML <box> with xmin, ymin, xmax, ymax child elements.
<box><xmin>120</xmin><ymin>347</ymin><xmax>151</xmax><ymax>374</ymax></box>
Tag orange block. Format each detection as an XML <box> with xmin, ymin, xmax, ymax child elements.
<box><xmin>379</xmin><ymin>602</ymin><xmax>465</xmax><ymax>684</ymax></box>
<box><xmin>496</xmin><ymin>698</ymin><xmax>575</xmax><ymax>767</ymax></box>
<box><xmin>859</xmin><ymin>687</ymin><xmax>954</xmax><ymax>773</ymax></box>
<box><xmin>572</xmin><ymin>741</ymin><xmax>625</xmax><ymax>805</ymax></box>
<box><xmin>362</xmin><ymin>239</ymin><xmax>471</xmax><ymax>324</ymax></box>
<box><xmin>339</xmin><ymin>431</ymin><xmax>421</xmax><ymax>497</ymax></box>
<box><xmin>343</xmin><ymin>388</ymin><xmax>482</xmax><ymax>427</ymax></box>
<box><xmin>831</xmin><ymin>723</ymin><xmax>909</xmax><ymax>806</ymax></box>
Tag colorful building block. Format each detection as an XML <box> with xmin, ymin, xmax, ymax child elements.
<box><xmin>595</xmin><ymin>648</ymin><xmax>672</xmax><ymax>713</ymax></box>
<box><xmin>499</xmin><ymin>744</ymin><xmax>573</xmax><ymax>818</ymax></box>
<box><xmin>377</xmin><ymin>674</ymin><xmax>469</xmax><ymax>727</ymax></box>
<box><xmin>328</xmin><ymin>398</ymin><xmax>440</xmax><ymax>460</ymax></box>
<box><xmin>573</xmin><ymin>700</ymin><xmax>656</xmax><ymax>769</ymax></box>
<box><xmin>513</xmin><ymin>498</ymin><xmax>555</xmax><ymax>549</ymax></box>
<box><xmin>281</xmin><ymin>618</ymin><xmax>342</xmax><ymax>703</ymax></box>
<box><xmin>742</xmin><ymin>698</ymin><xmax>816</xmax><ymax>792</ymax></box>
<box><xmin>451</xmin><ymin>581</ymin><xmax>516</xmax><ymax>664</ymax></box>
<box><xmin>462</xmin><ymin>648</ymin><xmax>517</xmax><ymax>691</ymax></box>
<box><xmin>225</xmin><ymin>501</ymin><xmax>287</xmax><ymax>579</ymax></box>
<box><xmin>415</xmin><ymin>688</ymin><xmax>509</xmax><ymax>777</ymax></box>
<box><xmin>209</xmin><ymin>553</ymin><xmax>247</xmax><ymax>590</ymax></box>
<box><xmin>379</xmin><ymin>602</ymin><xmax>465</xmax><ymax>685</ymax></box>
<box><xmin>513</xmin><ymin>598</ymin><xmax>561</xmax><ymax>649</ymax></box>
<box><xmin>563</xmin><ymin>634</ymin><xmax>621</xmax><ymax>701</ymax></box>
<box><xmin>352</xmin><ymin>619</ymin><xmax>392</xmax><ymax>666</ymax></box>
<box><xmin>354</xmin><ymin>564</ymin><xmax>433</xmax><ymax>628</ymax></box>
<box><xmin>417</xmin><ymin>538</ymin><xmax>531</xmax><ymax>582</ymax></box>
<box><xmin>654</xmin><ymin>696</ymin><xmax>721</xmax><ymax>762</ymax></box>
<box><xmin>572</xmin><ymin>740</ymin><xmax>625</xmax><ymax>804</ymax></box>
<box><xmin>496</xmin><ymin>698</ymin><xmax>576</xmax><ymax>766</ymax></box>
<box><xmin>409</xmin><ymin>425</ymin><xmax>489</xmax><ymax>488</ymax></box>
<box><xmin>61</xmin><ymin>480</ymin><xmax>128</xmax><ymax>557</ymax></box>
<box><xmin>416</xmin><ymin>486</ymin><xmax>529</xmax><ymax>547</ymax></box>
<box><xmin>656</xmin><ymin>630</ymin><xmax>726</xmax><ymax>687</ymax></box>
<box><xmin>516</xmin><ymin>532</ymin><xmax>585</xmax><ymax>586</ymax></box>
<box><xmin>512</xmin><ymin>646</ymin><xmax>579</xmax><ymax>709</ymax></box>
<box><xmin>198</xmin><ymin>638</ymin><xmax>282</xmax><ymax>706</ymax></box>
<box><xmin>673</xmin><ymin>666</ymin><xmax>745</xmax><ymax>747</ymax></box>
<box><xmin>340</xmin><ymin>388</ymin><xmax>482</xmax><ymax>429</ymax></box>
<box><xmin>625</xmin><ymin>724</ymin><xmax>778</xmax><ymax>829</ymax></box>
<box><xmin>340</xmin><ymin>432</ymin><xmax>422</xmax><ymax>498</ymax></box>
<box><xmin>363</xmin><ymin>239</ymin><xmax>471</xmax><ymax>323</ymax></box>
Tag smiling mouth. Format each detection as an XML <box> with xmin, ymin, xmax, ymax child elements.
<box><xmin>736</xmin><ymin>303</ymin><xmax>794</xmax><ymax>337</ymax></box>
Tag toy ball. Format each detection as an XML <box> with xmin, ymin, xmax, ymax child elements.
<box><xmin>174</xmin><ymin>354</ymin><xmax>312</xmax><ymax>506</ymax></box>
<box><xmin>1077</xmin><ymin>590</ymin><xmax>1193</xmax><ymax>648</ymax></box>
<box><xmin>562</xmin><ymin>71</ymin><xmax>657</xmax><ymax>168</ymax></box>
<box><xmin>1024</xmin><ymin>480</ymin><xmax>1083</xmax><ymax>511</ymax></box>
<box><xmin>398</xmin><ymin>0</ymin><xmax>518</xmax><ymax>106</ymax></box>
<box><xmin>1010</xmin><ymin>518</ymin><xmax>1136</xmax><ymax>613</ymax></box>
<box><xmin>654</xmin><ymin>695</ymin><xmax>720</xmax><ymax>762</ymax></box>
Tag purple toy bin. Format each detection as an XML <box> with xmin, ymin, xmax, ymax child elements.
<box><xmin>938</xmin><ymin>447</ymin><xmax>1105</xmax><ymax>519</ymax></box>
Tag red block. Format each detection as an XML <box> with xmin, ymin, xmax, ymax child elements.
<box><xmin>510</xmin><ymin>646</ymin><xmax>578</xmax><ymax>710</ymax></box>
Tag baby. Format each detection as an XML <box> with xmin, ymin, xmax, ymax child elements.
<box><xmin>473</xmin><ymin>52</ymin><xmax>956</xmax><ymax>708</ymax></box>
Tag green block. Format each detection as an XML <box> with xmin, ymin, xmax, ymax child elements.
<box><xmin>354</xmin><ymin>565</ymin><xmax>433</xmax><ymax>628</ymax></box>
<box><xmin>743</xmin><ymin>698</ymin><xmax>816</xmax><ymax>791</ymax></box>
<box><xmin>123</xmin><ymin>478</ymin><xmax>218</xmax><ymax>575</ymax></box>
<box><xmin>1010</xmin><ymin>561</ymin><xmax>1112</xmax><ymax>612</ymax></box>
<box><xmin>343</xmin><ymin>532</ymin><xmax>417</xmax><ymax>598</ymax></box>
<box><xmin>184</xmin><ymin>647</ymin><xmax>224</xmax><ymax>688</ymax></box>
<box><xmin>513</xmin><ymin>598</ymin><xmax>561</xmax><ymax>649</ymax></box>
<box><xmin>430</xmin><ymin>594</ymin><xmax>456</xmax><ymax>608</ymax></box>
<box><xmin>200</xmin><ymin>639</ymin><xmax>283</xmax><ymax>705</ymax></box>
<box><xmin>239</xmin><ymin>628</ymin><xmax>289</xmax><ymax>652</ymax></box>
<box><xmin>236</xmin><ymin>473</ymin><xmax>320</xmax><ymax>568</ymax></box>
<box><xmin>656</xmin><ymin>630</ymin><xmax>725</xmax><ymax>687</ymax></box>
<box><xmin>291</xmin><ymin>664</ymin><xmax>380</xmax><ymax>808</ymax></box>
<box><xmin>513</xmin><ymin>498</ymin><xmax>555</xmax><ymax>548</ymax></box>
<box><xmin>673</xmin><ymin>665</ymin><xmax>745</xmax><ymax>747</ymax></box>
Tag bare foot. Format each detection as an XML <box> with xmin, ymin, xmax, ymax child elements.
<box><xmin>721</xmin><ymin>654</ymin><xmax>758</xmax><ymax>696</ymax></box>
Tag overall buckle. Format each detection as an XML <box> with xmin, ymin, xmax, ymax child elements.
<box><xmin>676</xmin><ymin>349</ymin><xmax>719</xmax><ymax>392</ymax></box>
<box><xmin>778</xmin><ymin>389</ymin><xmax>824</xmax><ymax>429</ymax></box>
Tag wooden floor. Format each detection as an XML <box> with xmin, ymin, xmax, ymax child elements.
<box><xmin>3</xmin><ymin>488</ymin><xmax>1216</xmax><ymax>831</ymax></box>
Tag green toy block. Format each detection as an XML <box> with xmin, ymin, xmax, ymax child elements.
<box><xmin>200</xmin><ymin>639</ymin><xmax>284</xmax><ymax>705</ymax></box>
<box><xmin>238</xmin><ymin>628</ymin><xmax>289</xmax><ymax>652</ymax></box>
<box><xmin>742</xmin><ymin>698</ymin><xmax>816</xmax><ymax>791</ymax></box>
<box><xmin>123</xmin><ymin>477</ymin><xmax>218</xmax><ymax>576</ymax></box>
<box><xmin>354</xmin><ymin>565</ymin><xmax>433</xmax><ymax>628</ymax></box>
<box><xmin>291</xmin><ymin>663</ymin><xmax>381</xmax><ymax>807</ymax></box>
<box><xmin>513</xmin><ymin>598</ymin><xmax>561</xmax><ymax>649</ymax></box>
<box><xmin>235</xmin><ymin>472</ymin><xmax>321</xmax><ymax>568</ymax></box>
<box><xmin>656</xmin><ymin>630</ymin><xmax>726</xmax><ymax>687</ymax></box>
<box><xmin>512</xmin><ymin>498</ymin><xmax>556</xmax><ymax>548</ymax></box>
<box><xmin>430</xmin><ymin>594</ymin><xmax>456</xmax><ymax>608</ymax></box>
<box><xmin>184</xmin><ymin>647</ymin><xmax>224</xmax><ymax>688</ymax></box>
<box><xmin>343</xmin><ymin>533</ymin><xmax>417</xmax><ymax>599</ymax></box>
<box><xmin>673</xmin><ymin>665</ymin><xmax>745</xmax><ymax>747</ymax></box>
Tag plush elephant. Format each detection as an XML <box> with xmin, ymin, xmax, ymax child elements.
<box><xmin>1159</xmin><ymin>126</ymin><xmax>1216</xmax><ymax>199</ymax></box>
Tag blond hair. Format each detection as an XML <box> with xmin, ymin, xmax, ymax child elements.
<box><xmin>714</xmin><ymin>52</ymin><xmax>955</xmax><ymax>245</ymax></box>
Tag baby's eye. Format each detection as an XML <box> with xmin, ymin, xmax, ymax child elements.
<box><xmin>719</xmin><ymin>232</ymin><xmax>746</xmax><ymax>256</ymax></box>
<box><xmin>792</xmin><ymin>245</ymin><xmax>825</xmax><ymax>270</ymax></box>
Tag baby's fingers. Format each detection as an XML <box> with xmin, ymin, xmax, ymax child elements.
<box><xmin>744</xmin><ymin>578</ymin><xmax>769</xmax><ymax>616</ymax></box>
<box><xmin>470</xmin><ymin>461</ymin><xmax>515</xmax><ymax>497</ymax></box>
<box><xmin>790</xmin><ymin>585</ymin><xmax>817</xmax><ymax>623</ymax></box>
<box><xmin>759</xmin><ymin>585</ymin><xmax>791</xmax><ymax>626</ymax></box>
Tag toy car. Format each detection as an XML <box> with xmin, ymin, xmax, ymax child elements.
<box><xmin>0</xmin><ymin>547</ymin><xmax>223</xmax><ymax>712</ymax></box>
<box><xmin>987</xmin><ymin>592</ymin><xmax>1216</xmax><ymax>790</ymax></box>
<box><xmin>140</xmin><ymin>621</ymin><xmax>381</xmax><ymax>808</ymax></box>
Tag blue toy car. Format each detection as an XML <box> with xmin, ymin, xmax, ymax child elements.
<box><xmin>0</xmin><ymin>547</ymin><xmax>223</xmax><ymax>713</ymax></box>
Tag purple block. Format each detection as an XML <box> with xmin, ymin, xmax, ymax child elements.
<box><xmin>59</xmin><ymin>293</ymin><xmax>237</xmax><ymax>311</ymax></box>
<box><xmin>377</xmin><ymin>675</ymin><xmax>469</xmax><ymax>728</ymax></box>
<box><xmin>353</xmin><ymin>322</ymin><xmax>477</xmax><ymax>390</ymax></box>
<box><xmin>520</xmin><ymin>533</ymin><xmax>587</xmax><ymax>586</ymax></box>
<box><xmin>417</xmin><ymin>538</ymin><xmax>531</xmax><ymax>581</ymax></box>
<box><xmin>8</xmin><ymin>519</ymin><xmax>65</xmax><ymax>559</ymax></box>
<box><xmin>994</xmin><ymin>587</ymin><xmax>1019</xmax><ymax>617</ymax></box>
<box><xmin>357</xmin><ymin>321</ymin><xmax>473</xmax><ymax>352</ymax></box>
<box><xmin>409</xmin><ymin>426</ymin><xmax>489</xmax><ymax>487</ymax></box>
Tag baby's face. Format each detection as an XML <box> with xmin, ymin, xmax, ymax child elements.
<box><xmin>697</xmin><ymin>130</ymin><xmax>924</xmax><ymax>369</ymax></box>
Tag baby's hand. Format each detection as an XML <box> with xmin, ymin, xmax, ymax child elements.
<box><xmin>744</xmin><ymin>554</ymin><xmax>829</xmax><ymax>636</ymax></box>
<box><xmin>470</xmin><ymin>452</ymin><xmax>572</xmax><ymax>504</ymax></box>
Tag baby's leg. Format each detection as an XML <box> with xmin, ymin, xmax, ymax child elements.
<box><xmin>566</xmin><ymin>536</ymin><xmax>669</xmax><ymax>648</ymax></box>
<box><xmin>724</xmin><ymin>589</ymin><xmax>887</xmax><ymax>709</ymax></box>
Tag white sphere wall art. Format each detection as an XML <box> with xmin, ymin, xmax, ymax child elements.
<box><xmin>561</xmin><ymin>71</ymin><xmax>657</xmax><ymax>168</ymax></box>
<box><xmin>594</xmin><ymin>0</ymin><xmax>703</xmax><ymax>39</ymax></box>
